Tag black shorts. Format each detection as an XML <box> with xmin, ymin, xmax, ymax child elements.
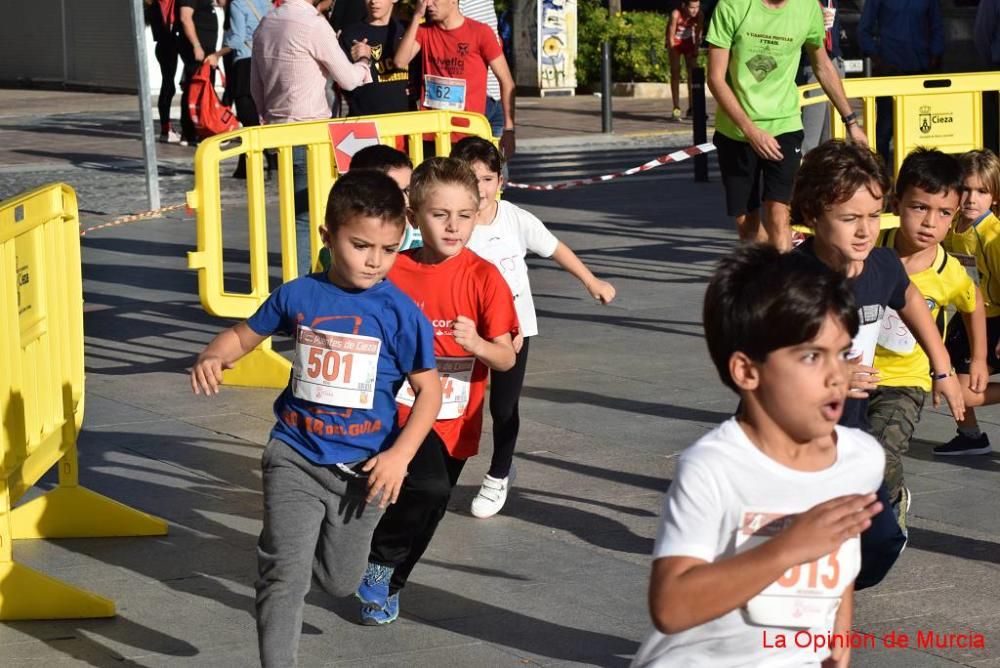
<box><xmin>945</xmin><ymin>313</ymin><xmax>1000</xmax><ymax>373</ymax></box>
<box><xmin>713</xmin><ymin>129</ymin><xmax>804</xmax><ymax>217</ymax></box>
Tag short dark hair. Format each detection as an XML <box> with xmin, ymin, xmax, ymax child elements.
<box><xmin>350</xmin><ymin>144</ymin><xmax>413</xmax><ymax>173</ymax></box>
<box><xmin>703</xmin><ymin>244</ymin><xmax>859</xmax><ymax>393</ymax></box>
<box><xmin>451</xmin><ymin>136</ymin><xmax>504</xmax><ymax>174</ymax></box>
<box><xmin>791</xmin><ymin>140</ymin><xmax>890</xmax><ymax>227</ymax></box>
<box><xmin>324</xmin><ymin>170</ymin><xmax>406</xmax><ymax>231</ymax></box>
<box><xmin>408</xmin><ymin>157</ymin><xmax>480</xmax><ymax>210</ymax></box>
<box><xmin>895</xmin><ymin>147</ymin><xmax>963</xmax><ymax>199</ymax></box>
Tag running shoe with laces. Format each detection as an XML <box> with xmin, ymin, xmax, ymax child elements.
<box><xmin>933</xmin><ymin>431</ymin><xmax>992</xmax><ymax>456</ymax></box>
<box><xmin>360</xmin><ymin>592</ymin><xmax>399</xmax><ymax>625</ymax></box>
<box><xmin>671</xmin><ymin>107</ymin><xmax>682</xmax><ymax>121</ymax></box>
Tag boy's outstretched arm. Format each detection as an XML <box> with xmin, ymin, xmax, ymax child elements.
<box><xmin>550</xmin><ymin>241</ymin><xmax>616</xmax><ymax>304</ymax></box>
<box><xmin>363</xmin><ymin>368</ymin><xmax>442</xmax><ymax>508</ymax></box>
<box><xmin>191</xmin><ymin>323</ymin><xmax>267</xmax><ymax>396</ymax></box>
<box><xmin>899</xmin><ymin>284</ymin><xmax>966</xmax><ymax>420</ymax></box>
<box><xmin>961</xmin><ymin>286</ymin><xmax>989</xmax><ymax>394</ymax></box>
<box><xmin>452</xmin><ymin>316</ymin><xmax>516</xmax><ymax>371</ymax></box>
<box><xmin>649</xmin><ymin>493</ymin><xmax>879</xmax><ymax>634</ymax></box>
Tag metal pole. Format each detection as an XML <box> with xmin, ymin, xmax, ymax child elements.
<box><xmin>129</xmin><ymin>0</ymin><xmax>161</xmax><ymax>211</ymax></box>
<box><xmin>691</xmin><ymin>65</ymin><xmax>708</xmax><ymax>182</ymax></box>
<box><xmin>601</xmin><ymin>41</ymin><xmax>613</xmax><ymax>134</ymax></box>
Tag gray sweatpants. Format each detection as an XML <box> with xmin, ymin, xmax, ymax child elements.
<box><xmin>256</xmin><ymin>439</ymin><xmax>384</xmax><ymax>667</ymax></box>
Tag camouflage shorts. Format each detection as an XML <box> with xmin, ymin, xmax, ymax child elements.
<box><xmin>867</xmin><ymin>386</ymin><xmax>926</xmax><ymax>503</ymax></box>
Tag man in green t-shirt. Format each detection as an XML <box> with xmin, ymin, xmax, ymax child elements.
<box><xmin>706</xmin><ymin>0</ymin><xmax>867</xmax><ymax>250</ymax></box>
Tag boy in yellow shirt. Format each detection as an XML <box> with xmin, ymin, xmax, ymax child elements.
<box><xmin>938</xmin><ymin>149</ymin><xmax>1000</xmax><ymax>455</ymax></box>
<box><xmin>870</xmin><ymin>148</ymin><xmax>986</xmax><ymax>532</ymax></box>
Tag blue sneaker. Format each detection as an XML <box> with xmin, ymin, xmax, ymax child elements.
<box><xmin>356</xmin><ymin>561</ymin><xmax>393</xmax><ymax>606</ymax></box>
<box><xmin>360</xmin><ymin>592</ymin><xmax>399</xmax><ymax>626</ymax></box>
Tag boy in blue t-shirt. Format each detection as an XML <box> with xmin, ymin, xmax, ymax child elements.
<box><xmin>191</xmin><ymin>171</ymin><xmax>442</xmax><ymax>668</ymax></box>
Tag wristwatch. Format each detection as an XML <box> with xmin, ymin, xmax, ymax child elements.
<box><xmin>842</xmin><ymin>112</ymin><xmax>859</xmax><ymax>126</ymax></box>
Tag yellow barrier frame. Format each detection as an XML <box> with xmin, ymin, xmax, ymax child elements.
<box><xmin>187</xmin><ymin>110</ymin><xmax>495</xmax><ymax>388</ymax></box>
<box><xmin>798</xmin><ymin>70</ymin><xmax>1000</xmax><ymax>231</ymax></box>
<box><xmin>0</xmin><ymin>184</ymin><xmax>167</xmax><ymax>620</ymax></box>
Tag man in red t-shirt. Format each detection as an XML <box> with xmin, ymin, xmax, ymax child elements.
<box><xmin>394</xmin><ymin>0</ymin><xmax>516</xmax><ymax>157</ymax></box>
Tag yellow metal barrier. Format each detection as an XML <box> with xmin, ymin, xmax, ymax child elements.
<box><xmin>187</xmin><ymin>110</ymin><xmax>495</xmax><ymax>388</ymax></box>
<box><xmin>797</xmin><ymin>71</ymin><xmax>1000</xmax><ymax>232</ymax></box>
<box><xmin>0</xmin><ymin>184</ymin><xmax>167</xmax><ymax>620</ymax></box>
<box><xmin>800</xmin><ymin>71</ymin><xmax>999</xmax><ymax>175</ymax></box>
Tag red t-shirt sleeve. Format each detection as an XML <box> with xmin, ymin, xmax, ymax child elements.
<box><xmin>476</xmin><ymin>262</ymin><xmax>519</xmax><ymax>340</ymax></box>
<box><xmin>415</xmin><ymin>24</ymin><xmax>428</xmax><ymax>49</ymax></box>
<box><xmin>476</xmin><ymin>21</ymin><xmax>503</xmax><ymax>63</ymax></box>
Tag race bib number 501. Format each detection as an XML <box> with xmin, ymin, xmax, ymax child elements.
<box><xmin>292</xmin><ymin>325</ymin><xmax>381</xmax><ymax>409</ymax></box>
<box><xmin>735</xmin><ymin>509</ymin><xmax>859</xmax><ymax>629</ymax></box>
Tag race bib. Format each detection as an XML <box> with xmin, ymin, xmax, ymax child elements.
<box><xmin>877</xmin><ymin>307</ymin><xmax>916</xmax><ymax>354</ymax></box>
<box><xmin>291</xmin><ymin>326</ymin><xmax>381</xmax><ymax>410</ymax></box>
<box><xmin>423</xmin><ymin>74</ymin><xmax>466</xmax><ymax>111</ymax></box>
<box><xmin>850</xmin><ymin>321</ymin><xmax>881</xmax><ymax>366</ymax></box>
<box><xmin>396</xmin><ymin>356</ymin><xmax>475</xmax><ymax>420</ymax></box>
<box><xmin>735</xmin><ymin>509</ymin><xmax>859</xmax><ymax>629</ymax></box>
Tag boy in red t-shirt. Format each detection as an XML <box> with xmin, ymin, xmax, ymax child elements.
<box><xmin>393</xmin><ymin>0</ymin><xmax>517</xmax><ymax>157</ymax></box>
<box><xmin>357</xmin><ymin>157</ymin><xmax>518</xmax><ymax>625</ymax></box>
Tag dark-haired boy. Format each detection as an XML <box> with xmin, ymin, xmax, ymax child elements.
<box><xmin>320</xmin><ymin>145</ymin><xmax>420</xmax><ymax>271</ymax></box>
<box><xmin>633</xmin><ymin>244</ymin><xmax>883</xmax><ymax>667</ymax></box>
<box><xmin>191</xmin><ymin>171</ymin><xmax>442</xmax><ymax>667</ymax></box>
<box><xmin>790</xmin><ymin>140</ymin><xmax>964</xmax><ymax>589</ymax></box>
<box><xmin>339</xmin><ymin>0</ymin><xmax>410</xmax><ymax>116</ymax></box>
<box><xmin>869</xmin><ymin>148</ymin><xmax>985</xmax><ymax>532</ymax></box>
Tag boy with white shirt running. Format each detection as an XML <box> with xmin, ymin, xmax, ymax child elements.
<box><xmin>632</xmin><ymin>244</ymin><xmax>883</xmax><ymax>667</ymax></box>
<box><xmin>452</xmin><ymin>137</ymin><xmax>616</xmax><ymax>518</ymax></box>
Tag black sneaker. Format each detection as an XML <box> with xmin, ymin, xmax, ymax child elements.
<box><xmin>933</xmin><ymin>432</ymin><xmax>992</xmax><ymax>456</ymax></box>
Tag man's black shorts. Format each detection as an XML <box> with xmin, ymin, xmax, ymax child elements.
<box><xmin>945</xmin><ymin>313</ymin><xmax>1000</xmax><ymax>373</ymax></box>
<box><xmin>713</xmin><ymin>129</ymin><xmax>804</xmax><ymax>217</ymax></box>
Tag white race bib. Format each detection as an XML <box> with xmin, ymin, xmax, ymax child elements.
<box><xmin>423</xmin><ymin>74</ymin><xmax>467</xmax><ymax>111</ymax></box>
<box><xmin>876</xmin><ymin>307</ymin><xmax>916</xmax><ymax>354</ymax></box>
<box><xmin>850</xmin><ymin>321</ymin><xmax>881</xmax><ymax>366</ymax></box>
<box><xmin>396</xmin><ymin>356</ymin><xmax>475</xmax><ymax>420</ymax></box>
<box><xmin>735</xmin><ymin>509</ymin><xmax>858</xmax><ymax>629</ymax></box>
<box><xmin>292</xmin><ymin>326</ymin><xmax>380</xmax><ymax>409</ymax></box>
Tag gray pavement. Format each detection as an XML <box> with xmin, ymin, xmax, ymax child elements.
<box><xmin>1</xmin><ymin>89</ymin><xmax>999</xmax><ymax>667</ymax></box>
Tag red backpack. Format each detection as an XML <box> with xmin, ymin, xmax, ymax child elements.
<box><xmin>188</xmin><ymin>62</ymin><xmax>238</xmax><ymax>139</ymax></box>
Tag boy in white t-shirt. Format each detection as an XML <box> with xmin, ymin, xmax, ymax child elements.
<box><xmin>633</xmin><ymin>244</ymin><xmax>884</xmax><ymax>667</ymax></box>
<box><xmin>451</xmin><ymin>137</ymin><xmax>616</xmax><ymax>519</ymax></box>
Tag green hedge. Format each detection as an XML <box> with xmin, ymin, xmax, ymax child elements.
<box><xmin>577</xmin><ymin>1</ymin><xmax>700</xmax><ymax>86</ymax></box>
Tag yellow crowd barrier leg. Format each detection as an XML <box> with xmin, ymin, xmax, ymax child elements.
<box><xmin>10</xmin><ymin>444</ymin><xmax>168</xmax><ymax>539</ymax></box>
<box><xmin>0</xmin><ymin>482</ymin><xmax>115</xmax><ymax>620</ymax></box>
<box><xmin>0</xmin><ymin>562</ymin><xmax>115</xmax><ymax>620</ymax></box>
<box><xmin>222</xmin><ymin>340</ymin><xmax>291</xmax><ymax>389</ymax></box>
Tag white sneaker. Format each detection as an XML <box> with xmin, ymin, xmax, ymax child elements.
<box><xmin>471</xmin><ymin>467</ymin><xmax>515</xmax><ymax>519</ymax></box>
<box><xmin>159</xmin><ymin>129</ymin><xmax>182</xmax><ymax>144</ymax></box>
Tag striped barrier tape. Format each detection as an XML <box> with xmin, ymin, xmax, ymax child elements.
<box><xmin>506</xmin><ymin>142</ymin><xmax>717</xmax><ymax>191</ymax></box>
<box><xmin>80</xmin><ymin>204</ymin><xmax>188</xmax><ymax>236</ymax></box>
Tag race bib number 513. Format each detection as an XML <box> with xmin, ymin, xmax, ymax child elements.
<box><xmin>292</xmin><ymin>325</ymin><xmax>381</xmax><ymax>409</ymax></box>
<box><xmin>735</xmin><ymin>509</ymin><xmax>859</xmax><ymax>629</ymax></box>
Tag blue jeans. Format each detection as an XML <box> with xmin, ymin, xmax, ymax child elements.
<box><xmin>486</xmin><ymin>96</ymin><xmax>504</xmax><ymax>138</ymax></box>
<box><xmin>290</xmin><ymin>146</ymin><xmax>313</xmax><ymax>276</ymax></box>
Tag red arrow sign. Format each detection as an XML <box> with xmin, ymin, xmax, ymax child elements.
<box><xmin>328</xmin><ymin>122</ymin><xmax>382</xmax><ymax>174</ymax></box>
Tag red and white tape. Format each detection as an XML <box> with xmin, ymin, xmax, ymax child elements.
<box><xmin>505</xmin><ymin>142</ymin><xmax>717</xmax><ymax>191</ymax></box>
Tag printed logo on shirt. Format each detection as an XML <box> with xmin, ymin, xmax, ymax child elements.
<box><xmin>858</xmin><ymin>304</ymin><xmax>886</xmax><ymax>325</ymax></box>
<box><xmin>458</xmin><ymin>42</ymin><xmax>470</xmax><ymax>56</ymax></box>
<box><xmin>745</xmin><ymin>54</ymin><xmax>778</xmax><ymax>82</ymax></box>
